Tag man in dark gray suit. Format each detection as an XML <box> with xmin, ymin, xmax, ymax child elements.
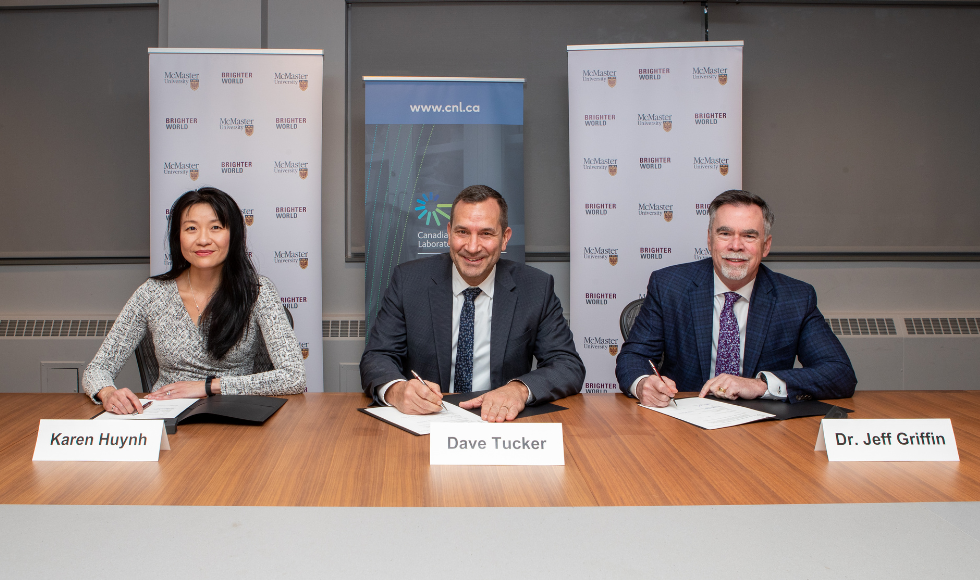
<box><xmin>360</xmin><ymin>185</ymin><xmax>585</xmax><ymax>422</ymax></box>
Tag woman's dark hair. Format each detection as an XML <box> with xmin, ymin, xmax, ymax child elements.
<box><xmin>152</xmin><ymin>187</ymin><xmax>259</xmax><ymax>359</ymax></box>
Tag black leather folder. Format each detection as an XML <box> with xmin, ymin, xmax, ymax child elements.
<box><xmin>704</xmin><ymin>396</ymin><xmax>852</xmax><ymax>421</ymax></box>
<box><xmin>164</xmin><ymin>395</ymin><xmax>287</xmax><ymax>433</ymax></box>
<box><xmin>442</xmin><ymin>392</ymin><xmax>567</xmax><ymax>418</ymax></box>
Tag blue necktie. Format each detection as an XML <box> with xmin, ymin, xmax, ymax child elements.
<box><xmin>454</xmin><ymin>287</ymin><xmax>482</xmax><ymax>393</ymax></box>
<box><xmin>715</xmin><ymin>292</ymin><xmax>741</xmax><ymax>377</ymax></box>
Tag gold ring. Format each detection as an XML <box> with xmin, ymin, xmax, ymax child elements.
<box><xmin>718</xmin><ymin>387</ymin><xmax>726</xmax><ymax>393</ymax></box>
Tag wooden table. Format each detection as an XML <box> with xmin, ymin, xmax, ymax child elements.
<box><xmin>2</xmin><ymin>391</ymin><xmax>979</xmax><ymax>506</ymax></box>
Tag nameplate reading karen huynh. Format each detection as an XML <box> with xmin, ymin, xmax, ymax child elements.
<box><xmin>33</xmin><ymin>419</ymin><xmax>170</xmax><ymax>462</ymax></box>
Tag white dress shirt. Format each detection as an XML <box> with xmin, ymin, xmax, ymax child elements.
<box><xmin>378</xmin><ymin>264</ymin><xmax>533</xmax><ymax>405</ymax></box>
<box><xmin>631</xmin><ymin>271</ymin><xmax>787</xmax><ymax>399</ymax></box>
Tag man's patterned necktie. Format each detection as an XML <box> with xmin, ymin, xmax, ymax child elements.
<box><xmin>454</xmin><ymin>287</ymin><xmax>482</xmax><ymax>393</ymax></box>
<box><xmin>715</xmin><ymin>291</ymin><xmax>741</xmax><ymax>377</ymax></box>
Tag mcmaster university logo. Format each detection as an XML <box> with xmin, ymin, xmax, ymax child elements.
<box><xmin>583</xmin><ymin>336</ymin><xmax>619</xmax><ymax>356</ymax></box>
<box><xmin>583</xmin><ymin>157</ymin><xmax>617</xmax><ymax>175</ymax></box>
<box><xmin>584</xmin><ymin>246</ymin><xmax>618</xmax><ymax>265</ymax></box>
<box><xmin>275</xmin><ymin>250</ymin><xmax>309</xmax><ymax>269</ymax></box>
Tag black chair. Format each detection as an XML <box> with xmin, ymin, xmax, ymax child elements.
<box><xmin>619</xmin><ymin>298</ymin><xmax>645</xmax><ymax>341</ymax></box>
<box><xmin>134</xmin><ymin>306</ymin><xmax>295</xmax><ymax>393</ymax></box>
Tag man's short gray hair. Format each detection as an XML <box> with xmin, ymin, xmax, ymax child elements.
<box><xmin>450</xmin><ymin>185</ymin><xmax>509</xmax><ymax>231</ymax></box>
<box><xmin>707</xmin><ymin>190</ymin><xmax>774</xmax><ymax>238</ymax></box>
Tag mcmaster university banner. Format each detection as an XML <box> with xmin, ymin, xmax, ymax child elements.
<box><xmin>363</xmin><ymin>77</ymin><xmax>525</xmax><ymax>333</ymax></box>
<box><xmin>148</xmin><ymin>48</ymin><xmax>324</xmax><ymax>391</ymax></box>
<box><xmin>568</xmin><ymin>42</ymin><xmax>743</xmax><ymax>393</ymax></box>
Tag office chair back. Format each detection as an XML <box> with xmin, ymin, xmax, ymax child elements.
<box><xmin>619</xmin><ymin>298</ymin><xmax>645</xmax><ymax>341</ymax></box>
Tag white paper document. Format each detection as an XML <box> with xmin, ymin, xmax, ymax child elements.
<box><xmin>363</xmin><ymin>402</ymin><xmax>485</xmax><ymax>435</ymax></box>
<box><xmin>93</xmin><ymin>398</ymin><xmax>198</xmax><ymax>420</ymax></box>
<box><xmin>640</xmin><ymin>397</ymin><xmax>775</xmax><ymax>430</ymax></box>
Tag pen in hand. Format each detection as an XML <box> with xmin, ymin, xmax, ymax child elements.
<box><xmin>648</xmin><ymin>360</ymin><xmax>676</xmax><ymax>407</ymax></box>
<box><xmin>410</xmin><ymin>370</ymin><xmax>447</xmax><ymax>412</ymax></box>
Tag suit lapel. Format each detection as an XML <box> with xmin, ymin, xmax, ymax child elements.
<box><xmin>429</xmin><ymin>257</ymin><xmax>454</xmax><ymax>391</ymax></box>
<box><xmin>691</xmin><ymin>261</ymin><xmax>714</xmax><ymax>384</ymax></box>
<box><xmin>743</xmin><ymin>266</ymin><xmax>775</xmax><ymax>377</ymax></box>
<box><xmin>490</xmin><ymin>264</ymin><xmax>517</xmax><ymax>389</ymax></box>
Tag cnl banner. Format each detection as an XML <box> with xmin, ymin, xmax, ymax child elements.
<box><xmin>148</xmin><ymin>48</ymin><xmax>324</xmax><ymax>391</ymax></box>
<box><xmin>567</xmin><ymin>42</ymin><xmax>743</xmax><ymax>393</ymax></box>
<box><xmin>364</xmin><ymin>77</ymin><xmax>525</xmax><ymax>332</ymax></box>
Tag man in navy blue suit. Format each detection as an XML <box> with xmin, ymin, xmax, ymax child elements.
<box><xmin>361</xmin><ymin>185</ymin><xmax>585</xmax><ymax>421</ymax></box>
<box><xmin>616</xmin><ymin>190</ymin><xmax>856</xmax><ymax>406</ymax></box>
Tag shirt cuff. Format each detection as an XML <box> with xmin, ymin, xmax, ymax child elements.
<box><xmin>376</xmin><ymin>379</ymin><xmax>402</xmax><ymax>406</ymax></box>
<box><xmin>630</xmin><ymin>375</ymin><xmax>650</xmax><ymax>398</ymax></box>
<box><xmin>757</xmin><ymin>371</ymin><xmax>787</xmax><ymax>399</ymax></box>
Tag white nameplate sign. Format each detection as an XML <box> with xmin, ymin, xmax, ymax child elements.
<box><xmin>815</xmin><ymin>419</ymin><xmax>959</xmax><ymax>461</ymax></box>
<box><xmin>33</xmin><ymin>419</ymin><xmax>170</xmax><ymax>462</ymax></box>
<box><xmin>430</xmin><ymin>423</ymin><xmax>564</xmax><ymax>465</ymax></box>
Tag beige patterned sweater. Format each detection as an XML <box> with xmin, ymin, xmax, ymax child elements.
<box><xmin>82</xmin><ymin>276</ymin><xmax>305</xmax><ymax>403</ymax></box>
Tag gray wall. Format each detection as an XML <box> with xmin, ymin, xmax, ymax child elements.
<box><xmin>1</xmin><ymin>0</ymin><xmax>978</xmax><ymax>393</ymax></box>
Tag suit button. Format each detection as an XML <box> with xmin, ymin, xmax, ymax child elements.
<box><xmin>797</xmin><ymin>394</ymin><xmax>811</xmax><ymax>401</ymax></box>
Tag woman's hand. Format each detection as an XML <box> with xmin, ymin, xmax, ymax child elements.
<box><xmin>145</xmin><ymin>378</ymin><xmax>220</xmax><ymax>400</ymax></box>
<box><xmin>98</xmin><ymin>386</ymin><xmax>143</xmax><ymax>415</ymax></box>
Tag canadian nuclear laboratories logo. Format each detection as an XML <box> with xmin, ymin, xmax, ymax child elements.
<box><xmin>165</xmin><ymin>117</ymin><xmax>197</xmax><ymax>130</ymax></box>
<box><xmin>583</xmin><ymin>336</ymin><xmax>619</xmax><ymax>356</ymax></box>
<box><xmin>220</xmin><ymin>117</ymin><xmax>255</xmax><ymax>136</ymax></box>
<box><xmin>221</xmin><ymin>160</ymin><xmax>252</xmax><ymax>174</ymax></box>
<box><xmin>274</xmin><ymin>161</ymin><xmax>309</xmax><ymax>179</ymax></box>
<box><xmin>584</xmin><ymin>246</ymin><xmax>618</xmax><ymax>265</ymax></box>
<box><xmin>275</xmin><ymin>117</ymin><xmax>307</xmax><ymax>130</ymax></box>
<box><xmin>299</xmin><ymin>342</ymin><xmax>309</xmax><ymax>359</ymax></box>
<box><xmin>585</xmin><ymin>203</ymin><xmax>616</xmax><ymax>216</ymax></box>
<box><xmin>693</xmin><ymin>156</ymin><xmax>730</xmax><ymax>176</ymax></box>
<box><xmin>638</xmin><ymin>67</ymin><xmax>669</xmax><ymax>81</ymax></box>
<box><xmin>640</xmin><ymin>247</ymin><xmax>672</xmax><ymax>260</ymax></box>
<box><xmin>163</xmin><ymin>71</ymin><xmax>200</xmax><ymax>90</ymax></box>
<box><xmin>694</xmin><ymin>112</ymin><xmax>726</xmax><ymax>125</ymax></box>
<box><xmin>694</xmin><ymin>247</ymin><xmax>711</xmax><ymax>260</ymax></box>
<box><xmin>416</xmin><ymin>192</ymin><xmax>452</xmax><ymax>227</ymax></box>
<box><xmin>275</xmin><ymin>250</ymin><xmax>309</xmax><ymax>269</ymax></box>
<box><xmin>638</xmin><ymin>113</ymin><xmax>672</xmax><ymax>132</ymax></box>
<box><xmin>582</xmin><ymin>69</ymin><xmax>616</xmax><ymax>87</ymax></box>
<box><xmin>693</xmin><ymin>66</ymin><xmax>728</xmax><ymax>85</ymax></box>
<box><xmin>241</xmin><ymin>208</ymin><xmax>254</xmax><ymax>226</ymax></box>
<box><xmin>281</xmin><ymin>296</ymin><xmax>307</xmax><ymax>310</ymax></box>
<box><xmin>221</xmin><ymin>71</ymin><xmax>252</xmax><ymax>85</ymax></box>
<box><xmin>638</xmin><ymin>203</ymin><xmax>673</xmax><ymax>222</ymax></box>
<box><xmin>585</xmin><ymin>292</ymin><xmax>616</xmax><ymax>306</ymax></box>
<box><xmin>163</xmin><ymin>161</ymin><xmax>199</xmax><ymax>180</ymax></box>
<box><xmin>583</xmin><ymin>157</ymin><xmax>617</xmax><ymax>176</ymax></box>
<box><xmin>276</xmin><ymin>206</ymin><xmax>306</xmax><ymax>219</ymax></box>
<box><xmin>584</xmin><ymin>114</ymin><xmax>615</xmax><ymax>127</ymax></box>
<box><xmin>275</xmin><ymin>72</ymin><xmax>309</xmax><ymax>91</ymax></box>
<box><xmin>639</xmin><ymin>157</ymin><xmax>670</xmax><ymax>170</ymax></box>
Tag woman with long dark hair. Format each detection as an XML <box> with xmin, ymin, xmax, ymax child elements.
<box><xmin>83</xmin><ymin>188</ymin><xmax>305</xmax><ymax>413</ymax></box>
